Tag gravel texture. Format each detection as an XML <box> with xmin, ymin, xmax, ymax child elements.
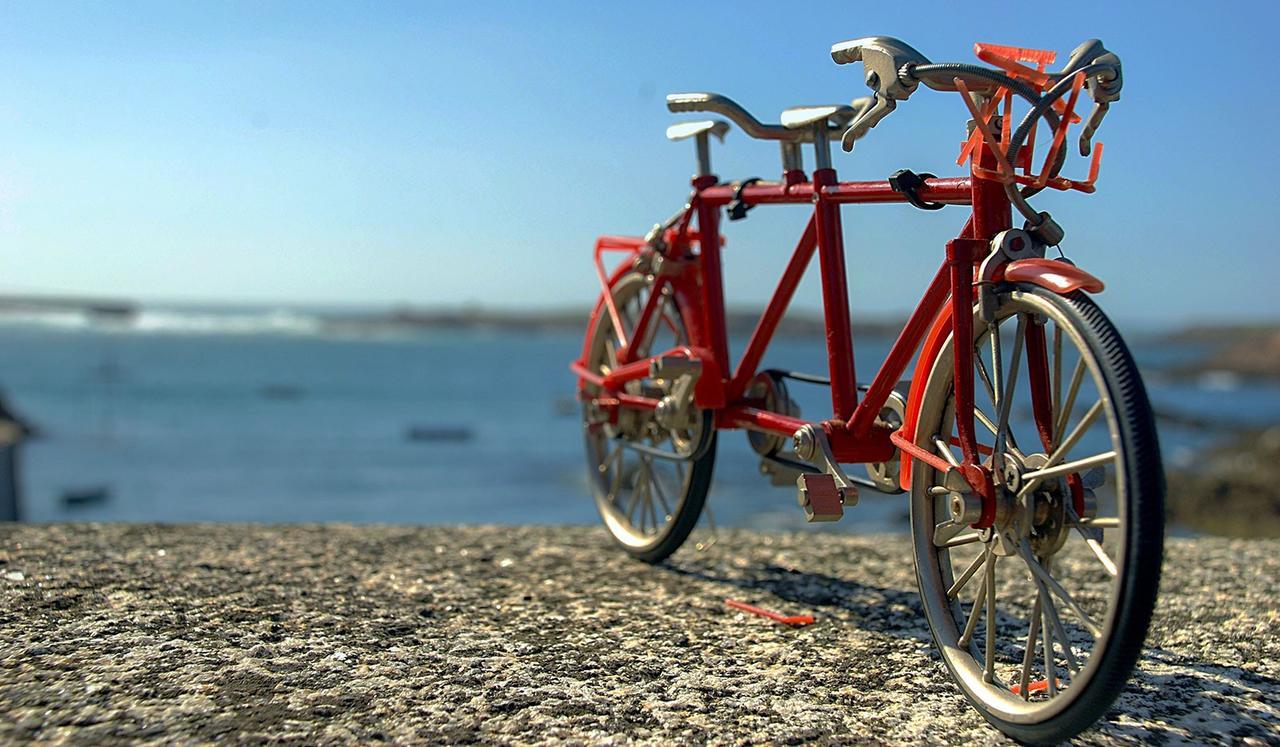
<box><xmin>0</xmin><ymin>524</ymin><xmax>1276</xmax><ymax>745</ymax></box>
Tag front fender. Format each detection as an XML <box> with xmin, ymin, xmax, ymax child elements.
<box><xmin>1001</xmin><ymin>258</ymin><xmax>1104</xmax><ymax>294</ymax></box>
<box><xmin>899</xmin><ymin>306</ymin><xmax>953</xmax><ymax>492</ymax></box>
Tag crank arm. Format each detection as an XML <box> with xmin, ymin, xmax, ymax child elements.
<box><xmin>792</xmin><ymin>426</ymin><xmax>856</xmax><ymax>498</ymax></box>
<box><xmin>761</xmin><ymin>452</ymin><xmax>884</xmax><ymax>492</ymax></box>
<box><xmin>791</xmin><ymin>425</ymin><xmax>859</xmax><ymax>523</ymax></box>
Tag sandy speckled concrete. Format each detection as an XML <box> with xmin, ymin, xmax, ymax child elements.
<box><xmin>0</xmin><ymin>524</ymin><xmax>1276</xmax><ymax>744</ymax></box>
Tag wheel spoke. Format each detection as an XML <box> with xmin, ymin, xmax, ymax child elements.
<box><xmin>958</xmin><ymin>546</ymin><xmax>993</xmax><ymax>648</ymax></box>
<box><xmin>1039</xmin><ymin>577</ymin><xmax>1081</xmax><ymax>676</ymax></box>
<box><xmin>934</xmin><ymin>437</ymin><xmax>961</xmax><ymax>468</ymax></box>
<box><xmin>989</xmin><ymin>325</ymin><xmax>1004</xmax><ymax>413</ymax></box>
<box><xmin>974</xmin><ymin>349</ymin><xmax>999</xmax><ymax>410</ymax></box>
<box><xmin>1080</xmin><ymin>530</ymin><xmax>1119</xmax><ymax>576</ymax></box>
<box><xmin>948</xmin><ymin>550</ymin><xmax>988</xmax><ymax>598</ymax></box>
<box><xmin>1054</xmin><ymin>358</ymin><xmax>1086</xmax><ymax>445</ymax></box>
<box><xmin>640</xmin><ymin>457</ymin><xmax>664</xmax><ymax>523</ymax></box>
<box><xmin>603</xmin><ymin>337</ymin><xmax>620</xmax><ymax>368</ymax></box>
<box><xmin>607</xmin><ymin>448</ymin><xmax>625</xmax><ymax>501</ymax></box>
<box><xmin>1018</xmin><ymin>540</ymin><xmax>1101</xmax><ymax>637</ymax></box>
<box><xmin>1019</xmin><ymin>594</ymin><xmax>1043</xmax><ymax>700</ymax></box>
<box><xmin>637</xmin><ymin>473</ymin><xmax>650</xmax><ymax>532</ymax></box>
<box><xmin>645</xmin><ymin>484</ymin><xmax>659</xmax><ymax>535</ymax></box>
<box><xmin>1052</xmin><ymin>324</ymin><xmax>1063</xmax><ymax>420</ymax></box>
<box><xmin>984</xmin><ymin>551</ymin><xmax>998</xmax><ymax>683</ymax></box>
<box><xmin>1022</xmin><ymin>451</ymin><xmax>1116</xmax><ymax>486</ymax></box>
<box><xmin>995</xmin><ymin>317</ymin><xmax>1027</xmax><ymax>460</ymax></box>
<box><xmin>624</xmin><ymin>476</ymin><xmax>641</xmax><ymax>521</ymax></box>
<box><xmin>977</xmin><ymin>408</ymin><xmax>1024</xmax><ymax>459</ymax></box>
<box><xmin>975</xmin><ymin>407</ymin><xmax>999</xmax><ymax>436</ymax></box>
<box><xmin>600</xmin><ymin>444</ymin><xmax>622</xmax><ymax>475</ymax></box>
<box><xmin>1040</xmin><ymin>583</ymin><xmax>1058</xmax><ymax>697</ymax></box>
<box><xmin>1048</xmin><ymin>400</ymin><xmax>1105</xmax><ymax>469</ymax></box>
<box><xmin>647</xmin><ymin>460</ymin><xmax>674</xmax><ymax>519</ymax></box>
<box><xmin>642</xmin><ymin>462</ymin><xmax>657</xmax><ymax>532</ymax></box>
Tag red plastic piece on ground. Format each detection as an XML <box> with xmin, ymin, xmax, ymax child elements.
<box><xmin>725</xmin><ymin>599</ymin><xmax>815</xmax><ymax>627</ymax></box>
<box><xmin>1010</xmin><ymin>678</ymin><xmax>1064</xmax><ymax>695</ymax></box>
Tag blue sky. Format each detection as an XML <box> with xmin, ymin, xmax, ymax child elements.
<box><xmin>0</xmin><ymin>1</ymin><xmax>1274</xmax><ymax>324</ymax></box>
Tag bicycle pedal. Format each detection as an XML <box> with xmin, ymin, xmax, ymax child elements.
<box><xmin>796</xmin><ymin>473</ymin><xmax>846</xmax><ymax>522</ymax></box>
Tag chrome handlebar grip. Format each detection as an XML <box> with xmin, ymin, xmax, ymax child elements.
<box><xmin>1058</xmin><ymin>39</ymin><xmax>1122</xmax><ymax>101</ymax></box>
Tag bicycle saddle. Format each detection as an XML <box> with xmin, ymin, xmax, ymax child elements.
<box><xmin>665</xmin><ymin>120</ymin><xmax>730</xmax><ymax>142</ymax></box>
<box><xmin>779</xmin><ymin>105</ymin><xmax>855</xmax><ymax>130</ymax></box>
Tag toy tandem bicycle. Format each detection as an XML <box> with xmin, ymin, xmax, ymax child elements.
<box><xmin>570</xmin><ymin>36</ymin><xmax>1162</xmax><ymax>743</ymax></box>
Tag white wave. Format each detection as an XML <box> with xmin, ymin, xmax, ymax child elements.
<box><xmin>0</xmin><ymin>310</ymin><xmax>95</xmax><ymax>330</ymax></box>
<box><xmin>1196</xmin><ymin>370</ymin><xmax>1243</xmax><ymax>392</ymax></box>
<box><xmin>0</xmin><ymin>307</ymin><xmax>326</xmax><ymax>336</ymax></box>
<box><xmin>129</xmin><ymin>308</ymin><xmax>323</xmax><ymax>336</ymax></box>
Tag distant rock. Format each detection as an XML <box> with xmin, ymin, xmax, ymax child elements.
<box><xmin>1168</xmin><ymin>426</ymin><xmax>1280</xmax><ymax>538</ymax></box>
<box><xmin>61</xmin><ymin>486</ymin><xmax>111</xmax><ymax>507</ymax></box>
<box><xmin>1160</xmin><ymin>324</ymin><xmax>1280</xmax><ymax>382</ymax></box>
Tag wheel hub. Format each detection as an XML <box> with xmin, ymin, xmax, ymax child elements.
<box><xmin>969</xmin><ymin>452</ymin><xmax>1068</xmax><ymax>557</ymax></box>
<box><xmin>1020</xmin><ymin>453</ymin><xmax>1070</xmax><ymax>557</ymax></box>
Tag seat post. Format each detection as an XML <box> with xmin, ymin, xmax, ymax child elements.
<box><xmin>811</xmin><ymin>123</ymin><xmax>832</xmax><ymax>171</ymax></box>
<box><xmin>694</xmin><ymin>132</ymin><xmax>713</xmax><ymax>177</ymax></box>
<box><xmin>780</xmin><ymin>142</ymin><xmax>804</xmax><ymax>174</ymax></box>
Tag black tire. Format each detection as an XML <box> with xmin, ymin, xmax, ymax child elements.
<box><xmin>580</xmin><ymin>271</ymin><xmax>716</xmax><ymax>564</ymax></box>
<box><xmin>910</xmin><ymin>286</ymin><xmax>1164</xmax><ymax>743</ymax></box>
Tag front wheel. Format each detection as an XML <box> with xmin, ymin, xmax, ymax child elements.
<box><xmin>910</xmin><ymin>286</ymin><xmax>1164</xmax><ymax>743</ymax></box>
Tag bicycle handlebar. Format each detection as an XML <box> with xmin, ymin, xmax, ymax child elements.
<box><xmin>830</xmin><ymin>35</ymin><xmax>1123</xmax><ymax>234</ymax></box>
<box><xmin>829</xmin><ymin>36</ymin><xmax>1122</xmax><ymax>156</ymax></box>
<box><xmin>666</xmin><ymin>93</ymin><xmax>798</xmax><ymax>141</ymax></box>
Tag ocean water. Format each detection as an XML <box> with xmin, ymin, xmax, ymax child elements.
<box><xmin>1</xmin><ymin>308</ymin><xmax>1276</xmax><ymax>532</ymax></box>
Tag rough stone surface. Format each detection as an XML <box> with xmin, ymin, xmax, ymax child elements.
<box><xmin>0</xmin><ymin>524</ymin><xmax>1276</xmax><ymax>745</ymax></box>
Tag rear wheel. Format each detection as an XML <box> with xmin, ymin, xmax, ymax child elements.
<box><xmin>580</xmin><ymin>271</ymin><xmax>715</xmax><ymax>563</ymax></box>
<box><xmin>910</xmin><ymin>286</ymin><xmax>1164</xmax><ymax>743</ymax></box>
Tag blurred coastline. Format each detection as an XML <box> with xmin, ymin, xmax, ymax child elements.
<box><xmin>0</xmin><ymin>294</ymin><xmax>1276</xmax><ymax>537</ymax></box>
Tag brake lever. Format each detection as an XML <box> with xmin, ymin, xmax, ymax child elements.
<box><xmin>841</xmin><ymin>96</ymin><xmax>896</xmax><ymax>151</ymax></box>
<box><xmin>1079</xmin><ymin>101</ymin><xmax>1108</xmax><ymax>156</ymax></box>
<box><xmin>1058</xmin><ymin>40</ymin><xmax>1123</xmax><ymax>156</ymax></box>
<box><xmin>830</xmin><ymin>36</ymin><xmax>931</xmax><ymax>151</ymax></box>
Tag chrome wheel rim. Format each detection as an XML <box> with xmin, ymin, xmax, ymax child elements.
<box><xmin>581</xmin><ymin>273</ymin><xmax>706</xmax><ymax>549</ymax></box>
<box><xmin>912</xmin><ymin>290</ymin><xmax>1130</xmax><ymax>723</ymax></box>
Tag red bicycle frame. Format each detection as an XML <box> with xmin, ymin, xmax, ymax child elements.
<box><xmin>572</xmin><ymin>142</ymin><xmax>1022</xmax><ymax>495</ymax></box>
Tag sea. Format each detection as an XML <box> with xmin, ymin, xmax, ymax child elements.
<box><xmin>1</xmin><ymin>305</ymin><xmax>1276</xmax><ymax>533</ymax></box>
